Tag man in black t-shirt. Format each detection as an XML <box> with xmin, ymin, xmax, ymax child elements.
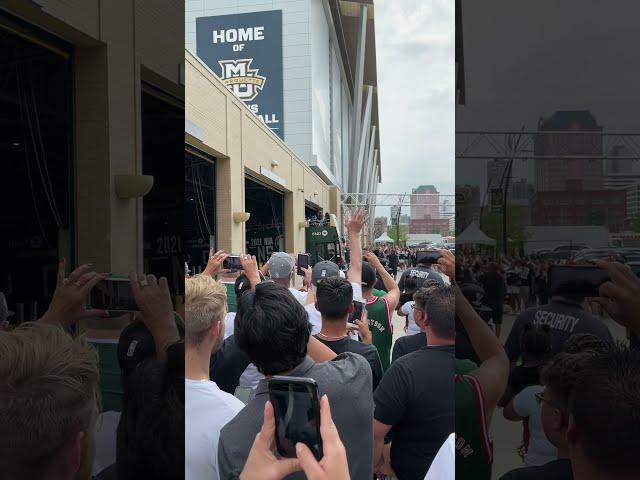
<box><xmin>387</xmin><ymin>250</ymin><xmax>399</xmax><ymax>277</ymax></box>
<box><xmin>504</xmin><ymin>295</ymin><xmax>612</xmax><ymax>363</ymax></box>
<box><xmin>392</xmin><ymin>331</ymin><xmax>426</xmax><ymax>363</ymax></box>
<box><xmin>314</xmin><ymin>276</ymin><xmax>384</xmax><ymax>390</ymax></box>
<box><xmin>373</xmin><ymin>286</ymin><xmax>455</xmax><ymax>479</ymax></box>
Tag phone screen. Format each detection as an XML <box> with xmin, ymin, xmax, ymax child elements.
<box><xmin>416</xmin><ymin>251</ymin><xmax>441</xmax><ymax>264</ymax></box>
<box><xmin>349</xmin><ymin>299</ymin><xmax>366</xmax><ymax>323</ymax></box>
<box><xmin>223</xmin><ymin>255</ymin><xmax>242</xmax><ymax>271</ymax></box>
<box><xmin>548</xmin><ymin>265</ymin><xmax>610</xmax><ymax>297</ymax></box>
<box><xmin>90</xmin><ymin>278</ymin><xmax>138</xmax><ymax>312</ymax></box>
<box><xmin>297</xmin><ymin>253</ymin><xmax>309</xmax><ymax>276</ymax></box>
<box><xmin>268</xmin><ymin>377</ymin><xmax>322</xmax><ymax>460</ymax></box>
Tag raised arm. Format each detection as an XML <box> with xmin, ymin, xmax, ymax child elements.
<box><xmin>439</xmin><ymin>249</ymin><xmax>509</xmax><ymax>421</ymax></box>
<box><xmin>346</xmin><ymin>208</ymin><xmax>367</xmax><ymax>285</ymax></box>
<box><xmin>455</xmin><ymin>287</ymin><xmax>509</xmax><ymax>421</ymax></box>
<box><xmin>240</xmin><ymin>254</ymin><xmax>262</xmax><ymax>290</ymax></box>
<box><xmin>364</xmin><ymin>251</ymin><xmax>400</xmax><ymax>310</ymax></box>
<box><xmin>203</xmin><ymin>248</ymin><xmax>229</xmax><ymax>277</ymax></box>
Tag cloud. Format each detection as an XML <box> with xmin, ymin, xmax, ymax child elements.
<box><xmin>373</xmin><ymin>0</ymin><xmax>455</xmax><ymax>217</ymax></box>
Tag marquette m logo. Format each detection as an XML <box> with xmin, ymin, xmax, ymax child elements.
<box><xmin>218</xmin><ymin>58</ymin><xmax>266</xmax><ymax>101</ymax></box>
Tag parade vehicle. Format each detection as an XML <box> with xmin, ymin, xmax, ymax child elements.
<box><xmin>305</xmin><ymin>214</ymin><xmax>344</xmax><ymax>266</ymax></box>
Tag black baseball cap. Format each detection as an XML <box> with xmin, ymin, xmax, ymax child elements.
<box><xmin>362</xmin><ymin>261</ymin><xmax>377</xmax><ymax>288</ymax></box>
<box><xmin>311</xmin><ymin>261</ymin><xmax>341</xmax><ymax>286</ymax></box>
<box><xmin>117</xmin><ymin>313</ymin><xmax>184</xmax><ymax>376</ymax></box>
<box><xmin>234</xmin><ymin>273</ymin><xmax>252</xmax><ymax>298</ymax></box>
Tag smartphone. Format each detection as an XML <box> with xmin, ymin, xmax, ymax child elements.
<box><xmin>268</xmin><ymin>376</ymin><xmax>323</xmax><ymax>461</ymax></box>
<box><xmin>90</xmin><ymin>278</ymin><xmax>138</xmax><ymax>312</ymax></box>
<box><xmin>297</xmin><ymin>253</ymin><xmax>310</xmax><ymax>276</ymax></box>
<box><xmin>416</xmin><ymin>250</ymin><xmax>441</xmax><ymax>265</ymax></box>
<box><xmin>348</xmin><ymin>299</ymin><xmax>366</xmax><ymax>323</ymax></box>
<box><xmin>548</xmin><ymin>265</ymin><xmax>610</xmax><ymax>297</ymax></box>
<box><xmin>223</xmin><ymin>255</ymin><xmax>242</xmax><ymax>271</ymax></box>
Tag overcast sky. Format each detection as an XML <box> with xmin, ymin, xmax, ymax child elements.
<box><xmin>373</xmin><ymin>0</ymin><xmax>455</xmax><ymax>219</ymax></box>
<box><xmin>456</xmin><ymin>0</ymin><xmax>640</xmax><ymax>191</ymax></box>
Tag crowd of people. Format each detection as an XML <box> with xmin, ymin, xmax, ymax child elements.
<box><xmin>189</xmin><ymin>209</ymin><xmax>457</xmax><ymax>479</ymax></box>
<box><xmin>2</xmin><ymin>214</ymin><xmax>639</xmax><ymax>480</ymax></box>
<box><xmin>455</xmin><ymin>247</ymin><xmax>640</xmax><ymax>479</ymax></box>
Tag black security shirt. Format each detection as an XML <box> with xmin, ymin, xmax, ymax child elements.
<box><xmin>504</xmin><ymin>300</ymin><xmax>613</xmax><ymax>362</ymax></box>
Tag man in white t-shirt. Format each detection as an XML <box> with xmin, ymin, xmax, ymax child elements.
<box><xmin>399</xmin><ymin>300</ymin><xmax>422</xmax><ymax>335</ymax></box>
<box><xmin>266</xmin><ymin>251</ymin><xmax>310</xmax><ymax>305</ymax></box>
<box><xmin>185</xmin><ymin>274</ymin><xmax>245</xmax><ymax>480</ymax></box>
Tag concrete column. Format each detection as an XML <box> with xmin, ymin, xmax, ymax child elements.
<box><xmin>75</xmin><ymin>46</ymin><xmax>111</xmax><ymax>271</ymax></box>
<box><xmin>75</xmin><ymin>1</ymin><xmax>140</xmax><ymax>273</ymax></box>
<box><xmin>216</xmin><ymin>156</ymin><xmax>245</xmax><ymax>254</ymax></box>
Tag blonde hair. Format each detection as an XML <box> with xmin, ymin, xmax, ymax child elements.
<box><xmin>0</xmin><ymin>322</ymin><xmax>100</xmax><ymax>478</ymax></box>
<box><xmin>185</xmin><ymin>274</ymin><xmax>228</xmax><ymax>346</ymax></box>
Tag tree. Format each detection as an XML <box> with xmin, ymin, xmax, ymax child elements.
<box><xmin>482</xmin><ymin>204</ymin><xmax>530</xmax><ymax>253</ymax></box>
<box><xmin>387</xmin><ymin>225</ymin><xmax>408</xmax><ymax>245</ymax></box>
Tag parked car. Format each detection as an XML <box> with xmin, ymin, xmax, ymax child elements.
<box><xmin>572</xmin><ymin>248</ymin><xmax>626</xmax><ymax>264</ymax></box>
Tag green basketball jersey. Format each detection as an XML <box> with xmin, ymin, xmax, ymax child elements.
<box><xmin>365</xmin><ymin>296</ymin><xmax>393</xmax><ymax>370</ymax></box>
<box><xmin>455</xmin><ymin>370</ymin><xmax>492</xmax><ymax>480</ymax></box>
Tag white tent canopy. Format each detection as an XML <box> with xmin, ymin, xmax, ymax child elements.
<box><xmin>374</xmin><ymin>233</ymin><xmax>395</xmax><ymax>244</ymax></box>
<box><xmin>457</xmin><ymin>222</ymin><xmax>496</xmax><ymax>246</ymax></box>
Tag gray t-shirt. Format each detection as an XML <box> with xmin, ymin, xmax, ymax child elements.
<box><xmin>218</xmin><ymin>353</ymin><xmax>374</xmax><ymax>480</ymax></box>
<box><xmin>505</xmin><ymin>300</ymin><xmax>613</xmax><ymax>362</ymax></box>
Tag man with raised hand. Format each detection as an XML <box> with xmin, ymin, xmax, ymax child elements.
<box><xmin>440</xmin><ymin>248</ymin><xmax>510</xmax><ymax>480</ymax></box>
<box><xmin>304</xmin><ymin>209</ymin><xmax>368</xmax><ymax>335</ymax></box>
<box><xmin>362</xmin><ymin>251</ymin><xmax>401</xmax><ymax>370</ymax></box>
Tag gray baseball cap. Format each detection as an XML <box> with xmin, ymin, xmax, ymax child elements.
<box><xmin>311</xmin><ymin>261</ymin><xmax>341</xmax><ymax>286</ymax></box>
<box><xmin>268</xmin><ymin>252</ymin><xmax>294</xmax><ymax>279</ymax></box>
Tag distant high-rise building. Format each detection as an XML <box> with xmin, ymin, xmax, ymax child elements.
<box><xmin>603</xmin><ymin>145</ymin><xmax>640</xmax><ymax>190</ymax></box>
<box><xmin>534</xmin><ymin>110</ymin><xmax>603</xmax><ymax>192</ymax></box>
<box><xmin>411</xmin><ymin>185</ymin><xmax>439</xmax><ymax>220</ymax></box>
<box><xmin>442</xmin><ymin>199</ymin><xmax>454</xmax><ymax>215</ymax></box>
<box><xmin>399</xmin><ymin>214</ymin><xmax>411</xmax><ymax>226</ymax></box>
<box><xmin>410</xmin><ymin>218</ymin><xmax>451</xmax><ymax>235</ymax></box>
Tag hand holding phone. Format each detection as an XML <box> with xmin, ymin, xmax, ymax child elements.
<box><xmin>268</xmin><ymin>376</ymin><xmax>323</xmax><ymax>460</ymax></box>
<box><xmin>239</xmin><ymin>401</ymin><xmax>302</xmax><ymax>480</ymax></box>
<box><xmin>297</xmin><ymin>253</ymin><xmax>310</xmax><ymax>276</ymax></box>
<box><xmin>348</xmin><ymin>299</ymin><xmax>366</xmax><ymax>324</ymax></box>
<box><xmin>223</xmin><ymin>255</ymin><xmax>243</xmax><ymax>271</ymax></box>
<box><xmin>416</xmin><ymin>250</ymin><xmax>441</xmax><ymax>265</ymax></box>
<box><xmin>203</xmin><ymin>249</ymin><xmax>229</xmax><ymax>276</ymax></box>
<box><xmin>90</xmin><ymin>277</ymin><xmax>139</xmax><ymax>312</ymax></box>
<box><xmin>548</xmin><ymin>265</ymin><xmax>610</xmax><ymax>297</ymax></box>
<box><xmin>40</xmin><ymin>259</ymin><xmax>109</xmax><ymax>326</ymax></box>
<box><xmin>240</xmin><ymin>395</ymin><xmax>350</xmax><ymax>480</ymax></box>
